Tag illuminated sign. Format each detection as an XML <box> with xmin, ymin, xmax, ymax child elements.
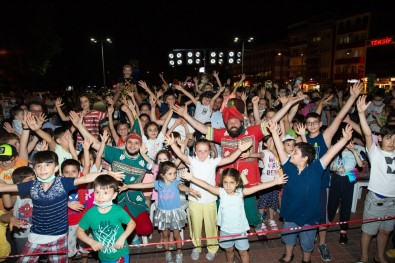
<box><xmin>367</xmin><ymin>37</ymin><xmax>393</xmax><ymax>47</ymax></box>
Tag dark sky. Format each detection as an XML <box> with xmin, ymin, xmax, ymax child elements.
<box><xmin>2</xmin><ymin>0</ymin><xmax>381</xmax><ymax>89</ymax></box>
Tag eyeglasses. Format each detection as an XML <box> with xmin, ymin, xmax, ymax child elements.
<box><xmin>306</xmin><ymin>121</ymin><xmax>319</xmax><ymax>126</ymax></box>
<box><xmin>0</xmin><ymin>157</ymin><xmax>15</xmax><ymax>165</ymax></box>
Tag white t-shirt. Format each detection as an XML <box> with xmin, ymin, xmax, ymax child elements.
<box><xmin>217</xmin><ymin>188</ymin><xmax>249</xmax><ymax>233</ymax></box>
<box><xmin>367</xmin><ymin>143</ymin><xmax>395</xmax><ymax>197</ymax></box>
<box><xmin>187</xmin><ymin>156</ymin><xmax>221</xmax><ymax>203</ymax></box>
<box><xmin>143</xmin><ymin>132</ymin><xmax>165</xmax><ymax>160</ymax></box>
<box><xmin>366</xmin><ymin>103</ymin><xmax>384</xmax><ymax>133</ymax></box>
<box><xmin>261</xmin><ymin>149</ymin><xmax>281</xmax><ymax>183</ymax></box>
<box><xmin>194</xmin><ymin>101</ymin><xmax>212</xmax><ymax>124</ymax></box>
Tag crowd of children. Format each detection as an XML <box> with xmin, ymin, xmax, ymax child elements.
<box><xmin>0</xmin><ymin>67</ymin><xmax>394</xmax><ymax>263</ymax></box>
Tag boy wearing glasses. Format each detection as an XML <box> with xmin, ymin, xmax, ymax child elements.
<box><xmin>295</xmin><ymin>81</ymin><xmax>362</xmax><ymax>261</ymax></box>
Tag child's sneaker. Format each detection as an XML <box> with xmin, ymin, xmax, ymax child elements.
<box><xmin>256</xmin><ymin>222</ymin><xmax>268</xmax><ymax>235</ymax></box>
<box><xmin>157</xmin><ymin>237</ymin><xmax>164</xmax><ymax>249</ymax></box>
<box><xmin>169</xmin><ymin>237</ymin><xmax>176</xmax><ymax>250</ymax></box>
<box><xmin>191</xmin><ymin>248</ymin><xmax>200</xmax><ymax>261</ymax></box>
<box><xmin>166</xmin><ymin>251</ymin><xmax>174</xmax><ymax>263</ymax></box>
<box><xmin>175</xmin><ymin>252</ymin><xmax>183</xmax><ymax>263</ymax></box>
<box><xmin>268</xmin><ymin>220</ymin><xmax>278</xmax><ymax>231</ymax></box>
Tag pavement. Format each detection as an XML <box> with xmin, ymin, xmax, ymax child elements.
<box><xmin>73</xmin><ymin>188</ymin><xmax>395</xmax><ymax>263</ymax></box>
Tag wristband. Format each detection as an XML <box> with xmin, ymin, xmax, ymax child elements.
<box><xmin>23</xmin><ymin>127</ymin><xmax>30</xmax><ymax>130</ymax></box>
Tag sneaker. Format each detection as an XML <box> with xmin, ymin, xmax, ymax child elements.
<box><xmin>205</xmin><ymin>252</ymin><xmax>216</xmax><ymax>261</ymax></box>
<box><xmin>318</xmin><ymin>244</ymin><xmax>332</xmax><ymax>261</ymax></box>
<box><xmin>165</xmin><ymin>251</ymin><xmax>174</xmax><ymax>263</ymax></box>
<box><xmin>169</xmin><ymin>238</ymin><xmax>176</xmax><ymax>250</ymax></box>
<box><xmin>339</xmin><ymin>232</ymin><xmax>348</xmax><ymax>245</ymax></box>
<box><xmin>255</xmin><ymin>223</ymin><xmax>267</xmax><ymax>236</ymax></box>
<box><xmin>157</xmin><ymin>237</ymin><xmax>164</xmax><ymax>249</ymax></box>
<box><xmin>191</xmin><ymin>248</ymin><xmax>200</xmax><ymax>261</ymax></box>
<box><xmin>387</xmin><ymin>248</ymin><xmax>395</xmax><ymax>258</ymax></box>
<box><xmin>132</xmin><ymin>237</ymin><xmax>141</xmax><ymax>247</ymax></box>
<box><xmin>268</xmin><ymin>220</ymin><xmax>278</xmax><ymax>231</ymax></box>
<box><xmin>175</xmin><ymin>252</ymin><xmax>183</xmax><ymax>263</ymax></box>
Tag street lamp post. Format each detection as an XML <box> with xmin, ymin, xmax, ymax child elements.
<box><xmin>234</xmin><ymin>36</ymin><xmax>254</xmax><ymax>74</ymax></box>
<box><xmin>91</xmin><ymin>37</ymin><xmax>112</xmax><ymax>88</ymax></box>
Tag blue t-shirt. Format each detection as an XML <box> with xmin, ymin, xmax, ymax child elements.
<box><xmin>307</xmin><ymin>133</ymin><xmax>330</xmax><ymax>188</ymax></box>
<box><xmin>154</xmin><ymin>180</ymin><xmax>181</xmax><ymax>211</ymax></box>
<box><xmin>17</xmin><ymin>177</ymin><xmax>76</xmax><ymax>235</ymax></box>
<box><xmin>280</xmin><ymin>159</ymin><xmax>324</xmax><ymax>226</ymax></box>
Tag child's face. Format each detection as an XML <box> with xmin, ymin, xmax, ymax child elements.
<box><xmin>195</xmin><ymin>143</ymin><xmax>210</xmax><ymax>161</ymax></box>
<box><xmin>0</xmin><ymin>157</ymin><xmax>17</xmax><ymax>170</ymax></box>
<box><xmin>146</xmin><ymin>124</ymin><xmax>159</xmax><ymax>139</ymax></box>
<box><xmin>162</xmin><ymin>167</ymin><xmax>177</xmax><ymax>183</ymax></box>
<box><xmin>62</xmin><ymin>165</ymin><xmax>79</xmax><ymax>178</ymax></box>
<box><xmin>157</xmin><ymin>153</ymin><xmax>169</xmax><ymax>163</ymax></box>
<box><xmin>140</xmin><ymin>105</ymin><xmax>150</xmax><ymax>115</ymax></box>
<box><xmin>94</xmin><ymin>186</ymin><xmax>117</xmax><ymax>205</ymax></box>
<box><xmin>283</xmin><ymin>140</ymin><xmax>295</xmax><ymax>155</ymax></box>
<box><xmin>264</xmin><ymin>137</ymin><xmax>274</xmax><ymax>151</ymax></box>
<box><xmin>33</xmin><ymin>162</ymin><xmax>59</xmax><ymax>180</ymax></box>
<box><xmin>79</xmin><ymin>96</ymin><xmax>91</xmax><ymax>110</ymax></box>
<box><xmin>117</xmin><ymin>124</ymin><xmax>129</xmax><ymax>136</ymax></box>
<box><xmin>264</xmin><ymin>111</ymin><xmax>275</xmax><ymax>121</ymax></box>
<box><xmin>140</xmin><ymin>116</ymin><xmax>149</xmax><ymax>129</ymax></box>
<box><xmin>223</xmin><ymin>87</ymin><xmax>231</xmax><ymax>97</ymax></box>
<box><xmin>258</xmin><ymin>99</ymin><xmax>267</xmax><ymax>110</ymax></box>
<box><xmin>305</xmin><ymin>117</ymin><xmax>321</xmax><ymax>133</ymax></box>
<box><xmin>290</xmin><ymin>147</ymin><xmax>304</xmax><ymax>165</ymax></box>
<box><xmin>202</xmin><ymin>97</ymin><xmax>211</xmax><ymax>106</ymax></box>
<box><xmin>7</xmin><ymin>139</ymin><xmax>20</xmax><ymax>151</ymax></box>
<box><xmin>165</xmin><ymin>95</ymin><xmax>175</xmax><ymax>106</ymax></box>
<box><xmin>380</xmin><ymin>134</ymin><xmax>395</xmax><ymax>152</ymax></box>
<box><xmin>222</xmin><ymin>175</ymin><xmax>237</xmax><ymax>194</ymax></box>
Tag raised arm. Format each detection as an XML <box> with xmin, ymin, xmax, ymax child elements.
<box><xmin>251</xmin><ymin>96</ymin><xmax>261</xmax><ymax>124</ymax></box>
<box><xmin>321</xmin><ymin>124</ymin><xmax>353</xmax><ymax>168</ymax></box>
<box><xmin>209</xmin><ymin>86</ymin><xmax>225</xmax><ymax>110</ymax></box>
<box><xmin>174</xmin><ymin>84</ymin><xmax>198</xmax><ymax>105</ymax></box>
<box><xmin>180</xmin><ymin>170</ymin><xmax>220</xmax><ymax>196</ymax></box>
<box><xmin>356</xmin><ymin>95</ymin><xmax>373</xmax><ymax>150</ymax></box>
<box><xmin>26</xmin><ymin>114</ymin><xmax>57</xmax><ymax>151</ymax></box>
<box><xmin>69</xmin><ymin>111</ymin><xmax>101</xmax><ymax>151</ymax></box>
<box><xmin>243</xmin><ymin>173</ymin><xmax>287</xmax><ymax>196</ymax></box>
<box><xmin>271</xmin><ymin>92</ymin><xmax>306</xmax><ymax>124</ymax></box>
<box><xmin>212</xmin><ymin>70</ymin><xmax>223</xmax><ymax>89</ymax></box>
<box><xmin>267</xmin><ymin>120</ymin><xmax>289</xmax><ymax>164</ymax></box>
<box><xmin>172</xmin><ymin>104</ymin><xmax>208</xmax><ymax>135</ymax></box>
<box><xmin>107</xmin><ymin>105</ymin><xmax>120</xmax><ymax>144</ymax></box>
<box><xmin>232</xmin><ymin>73</ymin><xmax>246</xmax><ymax>95</ymax></box>
<box><xmin>165</xmin><ymin>133</ymin><xmax>191</xmax><ymax>165</ymax></box>
<box><xmin>323</xmin><ymin>82</ymin><xmax>362</xmax><ymax>145</ymax></box>
<box><xmin>95</xmin><ymin>131</ymin><xmax>109</xmax><ymax>170</ymax></box>
<box><xmin>54</xmin><ymin>97</ymin><xmax>70</xmax><ymax>121</ymax></box>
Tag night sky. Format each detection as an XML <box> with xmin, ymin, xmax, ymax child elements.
<box><xmin>1</xmin><ymin>0</ymin><xmax>382</xmax><ymax>90</ymax></box>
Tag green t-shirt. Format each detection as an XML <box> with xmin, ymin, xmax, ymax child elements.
<box><xmin>78</xmin><ymin>205</ymin><xmax>131</xmax><ymax>261</ymax></box>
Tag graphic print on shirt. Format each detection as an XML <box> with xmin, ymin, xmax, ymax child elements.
<box><xmin>94</xmin><ymin>220</ymin><xmax>119</xmax><ymax>254</ymax></box>
<box><xmin>385</xmin><ymin>156</ymin><xmax>395</xmax><ymax>174</ymax></box>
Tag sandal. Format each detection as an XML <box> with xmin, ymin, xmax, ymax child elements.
<box><xmin>278</xmin><ymin>254</ymin><xmax>294</xmax><ymax>263</ymax></box>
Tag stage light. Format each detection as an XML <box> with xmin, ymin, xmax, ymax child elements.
<box><xmin>168</xmin><ymin>52</ymin><xmax>175</xmax><ymax>66</ymax></box>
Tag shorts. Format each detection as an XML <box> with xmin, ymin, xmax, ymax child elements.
<box><xmin>68</xmin><ymin>224</ymin><xmax>90</xmax><ymax>258</ymax></box>
<box><xmin>281</xmin><ymin>222</ymin><xmax>317</xmax><ymax>252</ymax></box>
<box><xmin>361</xmin><ymin>191</ymin><xmax>395</xmax><ymax>235</ymax></box>
<box><xmin>219</xmin><ymin>230</ymin><xmax>249</xmax><ymax>251</ymax></box>
<box><xmin>100</xmin><ymin>253</ymin><xmax>129</xmax><ymax>263</ymax></box>
<box><xmin>320</xmin><ymin>188</ymin><xmax>329</xmax><ymax>224</ymax></box>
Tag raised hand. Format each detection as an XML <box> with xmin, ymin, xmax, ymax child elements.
<box><xmin>266</xmin><ymin>120</ymin><xmax>279</xmax><ymax>134</ymax></box>
<box><xmin>274</xmin><ymin>173</ymin><xmax>288</xmax><ymax>185</ymax></box>
<box><xmin>55</xmin><ymin>97</ymin><xmax>64</xmax><ymax>107</ymax></box>
<box><xmin>179</xmin><ymin>169</ymin><xmax>192</xmax><ymax>181</ymax></box>
<box><xmin>251</xmin><ymin>96</ymin><xmax>259</xmax><ymax>104</ymax></box>
<box><xmin>140</xmin><ymin>143</ymin><xmax>148</xmax><ymax>154</ymax></box>
<box><xmin>172</xmin><ymin>105</ymin><xmax>187</xmax><ymax>117</ymax></box>
<box><xmin>294</xmin><ymin>123</ymin><xmax>306</xmax><ymax>136</ymax></box>
<box><xmin>356</xmin><ymin>95</ymin><xmax>370</xmax><ymax>113</ymax></box>
<box><xmin>342</xmin><ymin>124</ymin><xmax>353</xmax><ymax>141</ymax></box>
<box><xmin>164</xmin><ymin>133</ymin><xmax>175</xmax><ymax>146</ymax></box>
<box><xmin>238</xmin><ymin>140</ymin><xmax>253</xmax><ymax>152</ymax></box>
<box><xmin>69</xmin><ymin>111</ymin><xmax>82</xmax><ymax>127</ymax></box>
<box><xmin>3</xmin><ymin>122</ymin><xmax>14</xmax><ymax>133</ymax></box>
<box><xmin>350</xmin><ymin>81</ymin><xmax>363</xmax><ymax>98</ymax></box>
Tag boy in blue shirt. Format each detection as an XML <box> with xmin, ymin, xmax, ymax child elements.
<box><xmin>268</xmin><ymin>120</ymin><xmax>353</xmax><ymax>263</ymax></box>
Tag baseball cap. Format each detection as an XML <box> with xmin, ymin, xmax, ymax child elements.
<box><xmin>281</xmin><ymin>134</ymin><xmax>296</xmax><ymax>142</ymax></box>
<box><xmin>0</xmin><ymin>144</ymin><xmax>18</xmax><ymax>161</ymax></box>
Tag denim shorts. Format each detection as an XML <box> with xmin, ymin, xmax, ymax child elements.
<box><xmin>281</xmin><ymin>221</ymin><xmax>317</xmax><ymax>252</ymax></box>
<box><xmin>219</xmin><ymin>230</ymin><xmax>249</xmax><ymax>251</ymax></box>
<box><xmin>361</xmin><ymin>191</ymin><xmax>395</xmax><ymax>235</ymax></box>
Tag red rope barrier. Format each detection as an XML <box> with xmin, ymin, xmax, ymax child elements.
<box><xmin>2</xmin><ymin>215</ymin><xmax>395</xmax><ymax>259</ymax></box>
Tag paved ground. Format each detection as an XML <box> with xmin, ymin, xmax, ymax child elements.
<box><xmin>71</xmin><ymin>188</ymin><xmax>395</xmax><ymax>263</ymax></box>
